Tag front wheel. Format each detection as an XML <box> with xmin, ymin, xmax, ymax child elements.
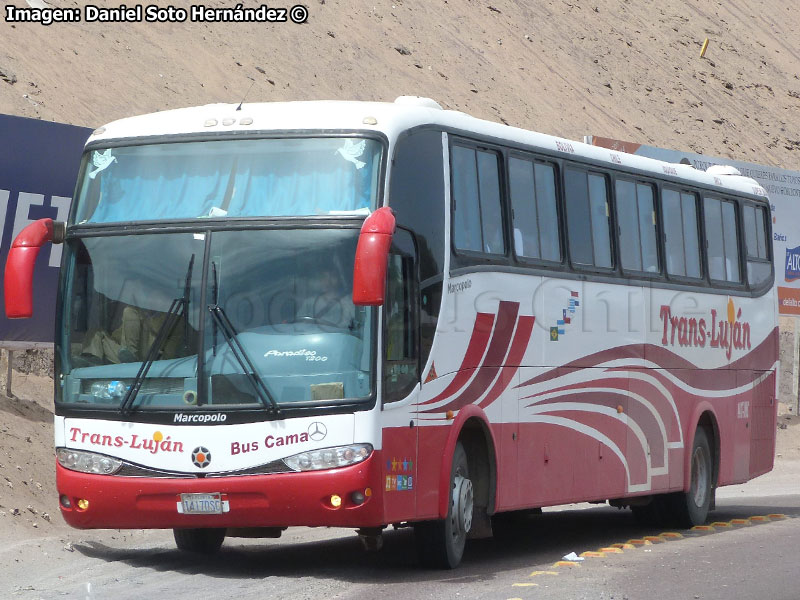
<box><xmin>662</xmin><ymin>427</ymin><xmax>714</xmax><ymax>528</ymax></box>
<box><xmin>415</xmin><ymin>441</ymin><xmax>473</xmax><ymax>568</ymax></box>
<box><xmin>173</xmin><ymin>528</ymin><xmax>226</xmax><ymax>554</ymax></box>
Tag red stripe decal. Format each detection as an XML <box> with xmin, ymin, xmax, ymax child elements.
<box><xmin>518</xmin><ymin>327</ymin><xmax>778</xmax><ymax>391</ymax></box>
<box><xmin>522</xmin><ymin>374</ymin><xmax>681</xmax><ymax>445</ymax></box>
<box><xmin>417</xmin><ymin>312</ymin><xmax>495</xmax><ymax>406</ymax></box>
<box><xmin>527</xmin><ymin>390</ymin><xmax>667</xmax><ymax>469</ymax></box>
<box><xmin>478</xmin><ymin>315</ymin><xmax>535</xmax><ymax>409</ymax></box>
<box><xmin>422</xmin><ymin>301</ymin><xmax>519</xmax><ymax>414</ymax></box>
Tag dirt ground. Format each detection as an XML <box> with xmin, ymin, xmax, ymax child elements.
<box><xmin>1</xmin><ymin>0</ymin><xmax>799</xmax><ymax>168</ymax></box>
<box><xmin>0</xmin><ymin>366</ymin><xmax>60</xmax><ymax>539</ymax></box>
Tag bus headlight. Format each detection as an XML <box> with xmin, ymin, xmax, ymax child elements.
<box><xmin>283</xmin><ymin>444</ymin><xmax>372</xmax><ymax>472</ymax></box>
<box><xmin>56</xmin><ymin>448</ymin><xmax>123</xmax><ymax>475</ymax></box>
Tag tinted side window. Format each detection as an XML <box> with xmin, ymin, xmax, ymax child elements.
<box><xmin>390</xmin><ymin>129</ymin><xmax>445</xmax><ymax>282</ymax></box>
<box><xmin>663</xmin><ymin>188</ymin><xmax>702</xmax><ymax>279</ymax></box>
<box><xmin>508</xmin><ymin>156</ymin><xmax>560</xmax><ymax>261</ymax></box>
<box><xmin>477</xmin><ymin>151</ymin><xmax>504</xmax><ymax>254</ymax></box>
<box><xmin>452</xmin><ymin>146</ymin><xmax>505</xmax><ymax>255</ymax></box>
<box><xmin>616</xmin><ymin>180</ymin><xmax>658</xmax><ymax>273</ymax></box>
<box><xmin>744</xmin><ymin>204</ymin><xmax>771</xmax><ymax>287</ymax></box>
<box><xmin>452</xmin><ymin>146</ymin><xmax>482</xmax><ymax>252</ymax></box>
<box><xmin>681</xmin><ymin>192</ymin><xmax>702</xmax><ymax>278</ymax></box>
<box><xmin>565</xmin><ymin>167</ymin><xmax>612</xmax><ymax>268</ymax></box>
<box><xmin>390</xmin><ymin>130</ymin><xmax>446</xmax><ymax>370</ymax></box>
<box><xmin>535</xmin><ymin>163</ymin><xmax>560</xmax><ymax>261</ymax></box>
<box><xmin>384</xmin><ymin>231</ymin><xmax>419</xmax><ymax>403</ymax></box>
<box><xmin>704</xmin><ymin>197</ymin><xmax>741</xmax><ymax>283</ymax></box>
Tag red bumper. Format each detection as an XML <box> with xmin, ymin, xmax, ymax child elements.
<box><xmin>57</xmin><ymin>453</ymin><xmax>385</xmax><ymax>530</ymax></box>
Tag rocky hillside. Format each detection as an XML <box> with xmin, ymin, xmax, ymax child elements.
<box><xmin>1</xmin><ymin>0</ymin><xmax>798</xmax><ymax>168</ymax></box>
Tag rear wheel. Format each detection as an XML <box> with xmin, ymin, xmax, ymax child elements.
<box><xmin>662</xmin><ymin>427</ymin><xmax>713</xmax><ymax>528</ymax></box>
<box><xmin>173</xmin><ymin>528</ymin><xmax>226</xmax><ymax>554</ymax></box>
<box><xmin>415</xmin><ymin>441</ymin><xmax>472</xmax><ymax>568</ymax></box>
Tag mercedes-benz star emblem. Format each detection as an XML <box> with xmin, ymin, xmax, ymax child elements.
<box><xmin>308</xmin><ymin>421</ymin><xmax>327</xmax><ymax>441</ymax></box>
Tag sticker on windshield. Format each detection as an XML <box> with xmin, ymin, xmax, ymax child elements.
<box><xmin>335</xmin><ymin>139</ymin><xmax>367</xmax><ymax>169</ymax></box>
<box><xmin>198</xmin><ymin>206</ymin><xmax>229</xmax><ymax>219</ymax></box>
<box><xmin>88</xmin><ymin>148</ymin><xmax>118</xmax><ymax>179</ymax></box>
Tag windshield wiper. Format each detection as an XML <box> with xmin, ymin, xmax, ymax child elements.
<box><xmin>208</xmin><ymin>304</ymin><xmax>280</xmax><ymax>413</ymax></box>
<box><xmin>211</xmin><ymin>260</ymin><xmax>219</xmax><ymax>356</ymax></box>
<box><xmin>120</xmin><ymin>255</ymin><xmax>194</xmax><ymax>415</ymax></box>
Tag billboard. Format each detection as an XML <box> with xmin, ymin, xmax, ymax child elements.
<box><xmin>588</xmin><ymin>136</ymin><xmax>800</xmax><ymax>316</ymax></box>
<box><xmin>0</xmin><ymin>114</ymin><xmax>91</xmax><ymax>347</ymax></box>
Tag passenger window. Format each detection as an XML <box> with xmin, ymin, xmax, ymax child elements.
<box><xmin>509</xmin><ymin>156</ymin><xmax>560</xmax><ymax>262</ymax></box>
<box><xmin>663</xmin><ymin>188</ymin><xmax>702</xmax><ymax>279</ymax></box>
<box><xmin>452</xmin><ymin>146</ymin><xmax>505</xmax><ymax>255</ymax></box>
<box><xmin>452</xmin><ymin>146</ymin><xmax>481</xmax><ymax>253</ymax></box>
<box><xmin>616</xmin><ymin>180</ymin><xmax>658</xmax><ymax>273</ymax></box>
<box><xmin>743</xmin><ymin>204</ymin><xmax>771</xmax><ymax>287</ymax></box>
<box><xmin>704</xmin><ymin>197</ymin><xmax>741</xmax><ymax>283</ymax></box>
<box><xmin>681</xmin><ymin>192</ymin><xmax>702</xmax><ymax>278</ymax></box>
<box><xmin>384</xmin><ymin>231</ymin><xmax>419</xmax><ymax>403</ymax></box>
<box><xmin>565</xmin><ymin>167</ymin><xmax>612</xmax><ymax>268</ymax></box>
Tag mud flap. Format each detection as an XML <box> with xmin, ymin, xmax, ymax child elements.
<box><xmin>467</xmin><ymin>506</ymin><xmax>493</xmax><ymax>539</ymax></box>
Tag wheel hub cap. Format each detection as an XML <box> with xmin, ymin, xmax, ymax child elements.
<box><xmin>691</xmin><ymin>446</ymin><xmax>709</xmax><ymax>507</ymax></box>
<box><xmin>452</xmin><ymin>474</ymin><xmax>473</xmax><ymax>534</ymax></box>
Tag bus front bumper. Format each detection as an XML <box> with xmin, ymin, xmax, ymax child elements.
<box><xmin>56</xmin><ymin>453</ymin><xmax>384</xmax><ymax>530</ymax></box>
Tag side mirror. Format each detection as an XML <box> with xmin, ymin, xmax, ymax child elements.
<box><xmin>4</xmin><ymin>218</ymin><xmax>65</xmax><ymax>319</ymax></box>
<box><xmin>352</xmin><ymin>207</ymin><xmax>396</xmax><ymax>306</ymax></box>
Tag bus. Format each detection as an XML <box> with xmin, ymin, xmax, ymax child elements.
<box><xmin>4</xmin><ymin>97</ymin><xmax>777</xmax><ymax>568</ymax></box>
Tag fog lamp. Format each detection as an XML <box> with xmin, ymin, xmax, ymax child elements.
<box><xmin>60</xmin><ymin>495</ymin><xmax>72</xmax><ymax>509</ymax></box>
<box><xmin>76</xmin><ymin>498</ymin><xmax>89</xmax><ymax>510</ymax></box>
<box><xmin>351</xmin><ymin>491</ymin><xmax>366</xmax><ymax>505</ymax></box>
<box><xmin>330</xmin><ymin>494</ymin><xmax>342</xmax><ymax>508</ymax></box>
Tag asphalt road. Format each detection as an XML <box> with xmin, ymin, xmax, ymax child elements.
<box><xmin>4</xmin><ymin>491</ymin><xmax>799</xmax><ymax>600</ymax></box>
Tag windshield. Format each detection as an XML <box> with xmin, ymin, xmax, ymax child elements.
<box><xmin>71</xmin><ymin>137</ymin><xmax>382</xmax><ymax>224</ymax></box>
<box><xmin>56</xmin><ymin>228</ymin><xmax>374</xmax><ymax>410</ymax></box>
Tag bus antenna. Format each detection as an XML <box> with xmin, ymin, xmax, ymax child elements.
<box><xmin>236</xmin><ymin>78</ymin><xmax>255</xmax><ymax>111</ymax></box>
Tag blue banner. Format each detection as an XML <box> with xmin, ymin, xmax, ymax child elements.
<box><xmin>786</xmin><ymin>246</ymin><xmax>800</xmax><ymax>283</ymax></box>
<box><xmin>0</xmin><ymin>114</ymin><xmax>91</xmax><ymax>347</ymax></box>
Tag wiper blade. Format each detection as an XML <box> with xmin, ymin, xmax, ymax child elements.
<box><xmin>119</xmin><ymin>297</ymin><xmax>185</xmax><ymax>415</ymax></box>
<box><xmin>208</xmin><ymin>304</ymin><xmax>280</xmax><ymax>413</ymax></box>
<box><xmin>120</xmin><ymin>255</ymin><xmax>195</xmax><ymax>415</ymax></box>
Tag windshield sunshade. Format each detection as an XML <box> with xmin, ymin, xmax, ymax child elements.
<box><xmin>72</xmin><ymin>137</ymin><xmax>382</xmax><ymax>224</ymax></box>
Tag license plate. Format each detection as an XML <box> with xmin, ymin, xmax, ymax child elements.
<box><xmin>180</xmin><ymin>493</ymin><xmax>223</xmax><ymax>515</ymax></box>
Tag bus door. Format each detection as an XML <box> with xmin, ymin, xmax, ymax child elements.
<box><xmin>381</xmin><ymin>228</ymin><xmax>420</xmax><ymax>521</ymax></box>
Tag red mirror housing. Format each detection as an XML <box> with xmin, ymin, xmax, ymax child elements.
<box><xmin>4</xmin><ymin>218</ymin><xmax>58</xmax><ymax>319</ymax></box>
<box><xmin>352</xmin><ymin>207</ymin><xmax>396</xmax><ymax>306</ymax></box>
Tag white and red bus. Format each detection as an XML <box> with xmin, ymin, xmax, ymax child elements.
<box><xmin>5</xmin><ymin>97</ymin><xmax>777</xmax><ymax>568</ymax></box>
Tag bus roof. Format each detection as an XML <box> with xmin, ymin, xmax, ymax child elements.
<box><xmin>89</xmin><ymin>97</ymin><xmax>768</xmax><ymax>199</ymax></box>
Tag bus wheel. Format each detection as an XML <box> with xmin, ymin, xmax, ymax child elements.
<box><xmin>173</xmin><ymin>528</ymin><xmax>226</xmax><ymax>554</ymax></box>
<box><xmin>663</xmin><ymin>427</ymin><xmax>713</xmax><ymax>528</ymax></box>
<box><xmin>414</xmin><ymin>441</ymin><xmax>473</xmax><ymax>569</ymax></box>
